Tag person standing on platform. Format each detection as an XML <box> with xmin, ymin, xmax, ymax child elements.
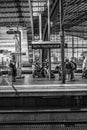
<box><xmin>55</xmin><ymin>64</ymin><xmax>61</xmax><ymax>80</ymax></box>
<box><xmin>82</xmin><ymin>56</ymin><xmax>86</xmax><ymax>78</ymax></box>
<box><xmin>9</xmin><ymin>60</ymin><xmax>17</xmax><ymax>82</ymax></box>
<box><xmin>65</xmin><ymin>58</ymin><xmax>73</xmax><ymax>81</ymax></box>
<box><xmin>70</xmin><ymin>57</ymin><xmax>77</xmax><ymax>81</ymax></box>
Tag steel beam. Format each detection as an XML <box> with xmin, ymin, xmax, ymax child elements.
<box><xmin>60</xmin><ymin>0</ymin><xmax>65</xmax><ymax>83</ymax></box>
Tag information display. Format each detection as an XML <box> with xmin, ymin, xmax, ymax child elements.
<box><xmin>32</xmin><ymin>41</ymin><xmax>67</xmax><ymax>49</ymax></box>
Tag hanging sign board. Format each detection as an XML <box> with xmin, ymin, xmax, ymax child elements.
<box><xmin>32</xmin><ymin>41</ymin><xmax>67</xmax><ymax>49</ymax></box>
<box><xmin>7</xmin><ymin>30</ymin><xmax>20</xmax><ymax>34</ymax></box>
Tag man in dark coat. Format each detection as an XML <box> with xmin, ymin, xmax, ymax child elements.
<box><xmin>9</xmin><ymin>60</ymin><xmax>17</xmax><ymax>82</ymax></box>
<box><xmin>65</xmin><ymin>58</ymin><xmax>73</xmax><ymax>81</ymax></box>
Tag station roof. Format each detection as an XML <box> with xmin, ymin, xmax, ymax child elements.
<box><xmin>0</xmin><ymin>0</ymin><xmax>33</xmax><ymax>43</ymax></box>
<box><xmin>49</xmin><ymin>0</ymin><xmax>87</xmax><ymax>40</ymax></box>
<box><xmin>0</xmin><ymin>0</ymin><xmax>31</xmax><ymax>27</ymax></box>
<box><xmin>0</xmin><ymin>0</ymin><xmax>87</xmax><ymax>41</ymax></box>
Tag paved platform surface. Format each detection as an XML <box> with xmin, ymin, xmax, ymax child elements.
<box><xmin>13</xmin><ymin>73</ymin><xmax>87</xmax><ymax>85</ymax></box>
<box><xmin>0</xmin><ymin>73</ymin><xmax>87</xmax><ymax>93</ymax></box>
<box><xmin>0</xmin><ymin>73</ymin><xmax>87</xmax><ymax>85</ymax></box>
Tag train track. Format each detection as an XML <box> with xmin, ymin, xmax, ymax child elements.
<box><xmin>0</xmin><ymin>109</ymin><xmax>87</xmax><ymax>129</ymax></box>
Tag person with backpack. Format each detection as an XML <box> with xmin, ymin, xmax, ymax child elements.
<box><xmin>70</xmin><ymin>57</ymin><xmax>77</xmax><ymax>80</ymax></box>
<box><xmin>65</xmin><ymin>58</ymin><xmax>74</xmax><ymax>81</ymax></box>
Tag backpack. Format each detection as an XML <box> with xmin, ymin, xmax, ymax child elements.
<box><xmin>65</xmin><ymin>61</ymin><xmax>72</xmax><ymax>74</ymax></box>
<box><xmin>70</xmin><ymin>61</ymin><xmax>77</xmax><ymax>70</ymax></box>
<box><xmin>65</xmin><ymin>61</ymin><xmax>72</xmax><ymax>69</ymax></box>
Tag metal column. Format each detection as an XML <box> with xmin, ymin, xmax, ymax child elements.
<box><xmin>17</xmin><ymin>27</ymin><xmax>22</xmax><ymax>77</ymax></box>
<box><xmin>48</xmin><ymin>0</ymin><xmax>51</xmax><ymax>79</ymax></box>
<box><xmin>72</xmin><ymin>36</ymin><xmax>74</xmax><ymax>58</ymax></box>
<box><xmin>19</xmin><ymin>31</ymin><xmax>21</xmax><ymax>74</ymax></box>
<box><xmin>59</xmin><ymin>0</ymin><xmax>65</xmax><ymax>83</ymax></box>
<box><xmin>39</xmin><ymin>13</ymin><xmax>42</xmax><ymax>41</ymax></box>
<box><xmin>39</xmin><ymin>13</ymin><xmax>42</xmax><ymax>65</ymax></box>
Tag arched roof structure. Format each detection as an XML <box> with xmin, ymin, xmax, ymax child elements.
<box><xmin>0</xmin><ymin>0</ymin><xmax>87</xmax><ymax>42</ymax></box>
<box><xmin>0</xmin><ymin>0</ymin><xmax>33</xmax><ymax>43</ymax></box>
<box><xmin>44</xmin><ymin>0</ymin><xmax>87</xmax><ymax>40</ymax></box>
<box><xmin>0</xmin><ymin>0</ymin><xmax>33</xmax><ymax>28</ymax></box>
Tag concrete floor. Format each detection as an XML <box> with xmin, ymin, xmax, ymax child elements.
<box><xmin>13</xmin><ymin>73</ymin><xmax>87</xmax><ymax>85</ymax></box>
<box><xmin>0</xmin><ymin>73</ymin><xmax>87</xmax><ymax>94</ymax></box>
<box><xmin>0</xmin><ymin>73</ymin><xmax>87</xmax><ymax>86</ymax></box>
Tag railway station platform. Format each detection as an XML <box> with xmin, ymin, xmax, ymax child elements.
<box><xmin>0</xmin><ymin>73</ymin><xmax>87</xmax><ymax>129</ymax></box>
<box><xmin>0</xmin><ymin>73</ymin><xmax>87</xmax><ymax>110</ymax></box>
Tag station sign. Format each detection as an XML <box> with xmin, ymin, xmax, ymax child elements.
<box><xmin>32</xmin><ymin>41</ymin><xmax>67</xmax><ymax>49</ymax></box>
<box><xmin>6</xmin><ymin>30</ymin><xmax>20</xmax><ymax>34</ymax></box>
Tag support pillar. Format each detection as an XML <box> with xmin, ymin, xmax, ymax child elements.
<box><xmin>60</xmin><ymin>0</ymin><xmax>65</xmax><ymax>83</ymax></box>
<box><xmin>19</xmin><ymin>31</ymin><xmax>22</xmax><ymax>77</ymax></box>
<box><xmin>15</xmin><ymin>28</ymin><xmax>22</xmax><ymax>78</ymax></box>
<box><xmin>48</xmin><ymin>0</ymin><xmax>51</xmax><ymax>79</ymax></box>
<box><xmin>39</xmin><ymin>13</ymin><xmax>42</xmax><ymax>65</ymax></box>
<box><xmin>39</xmin><ymin>13</ymin><xmax>42</xmax><ymax>41</ymax></box>
<box><xmin>72</xmin><ymin>36</ymin><xmax>74</xmax><ymax>58</ymax></box>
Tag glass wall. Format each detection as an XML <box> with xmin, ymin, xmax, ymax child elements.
<box><xmin>50</xmin><ymin>34</ymin><xmax>87</xmax><ymax>69</ymax></box>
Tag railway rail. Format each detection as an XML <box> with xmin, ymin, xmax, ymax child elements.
<box><xmin>0</xmin><ymin>109</ymin><xmax>87</xmax><ymax>130</ymax></box>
